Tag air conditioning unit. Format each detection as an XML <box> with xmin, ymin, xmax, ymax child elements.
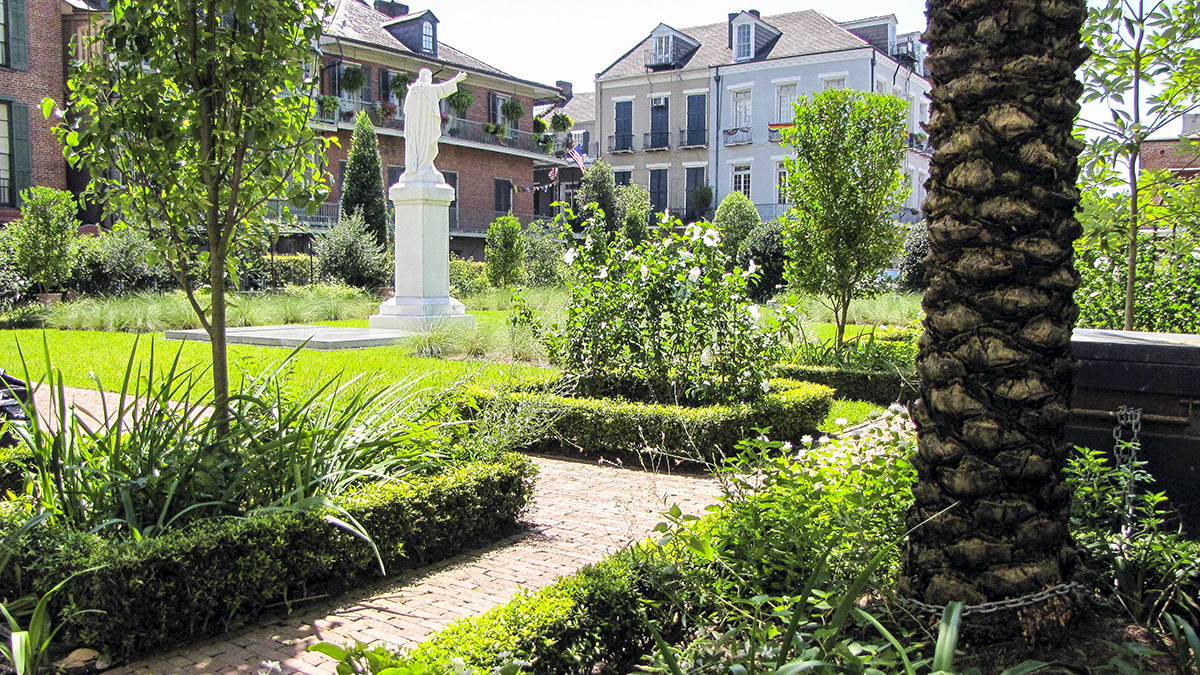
<box><xmin>651</xmin><ymin>96</ymin><xmax>668</xmax><ymax>108</ymax></box>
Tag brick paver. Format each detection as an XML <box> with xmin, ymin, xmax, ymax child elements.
<box><xmin>105</xmin><ymin>455</ymin><xmax>722</xmax><ymax>674</ymax></box>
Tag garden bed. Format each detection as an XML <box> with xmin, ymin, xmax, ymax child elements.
<box><xmin>463</xmin><ymin>377</ymin><xmax>834</xmax><ymax>466</ymax></box>
<box><xmin>774</xmin><ymin>363</ymin><xmax>915</xmax><ymax>406</ymax></box>
<box><xmin>1</xmin><ymin>455</ymin><xmax>536</xmax><ymax>659</ymax></box>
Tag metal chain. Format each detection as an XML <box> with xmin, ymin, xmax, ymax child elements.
<box><xmin>894</xmin><ymin>582</ymin><xmax>1085</xmax><ymax>617</ymax></box>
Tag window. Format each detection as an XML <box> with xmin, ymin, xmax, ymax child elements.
<box><xmin>387</xmin><ymin>165</ymin><xmax>402</xmax><ymax>187</ymax></box>
<box><xmin>776</xmin><ymin>162</ymin><xmax>788</xmax><ymax>205</ymax></box>
<box><xmin>564</xmin><ymin>181</ymin><xmax>580</xmax><ymax>209</ymax></box>
<box><xmin>444</xmin><ymin>171</ymin><xmax>458</xmax><ymax>227</ymax></box>
<box><xmin>733</xmin><ymin>164</ymin><xmax>751</xmax><ymax>199</ymax></box>
<box><xmin>823</xmin><ymin>77</ymin><xmax>846</xmax><ymax>91</ymax></box>
<box><xmin>648</xmin><ymin>96</ymin><xmax>669</xmax><ymax>148</ymax></box>
<box><xmin>654</xmin><ymin>35</ymin><xmax>671</xmax><ymax>59</ymax></box>
<box><xmin>494</xmin><ymin>178</ymin><xmax>513</xmax><ymax>214</ymax></box>
<box><xmin>0</xmin><ymin>0</ymin><xmax>8</xmax><ymax>67</ymax></box>
<box><xmin>684</xmin><ymin>166</ymin><xmax>706</xmax><ymax>219</ymax></box>
<box><xmin>613</xmin><ymin>100</ymin><xmax>633</xmax><ymax>151</ymax></box>
<box><xmin>338</xmin><ymin>159</ymin><xmax>348</xmax><ymax>198</ymax></box>
<box><xmin>614</xmin><ymin>170</ymin><xmax>632</xmax><ymax>187</ymax></box>
<box><xmin>735</xmin><ymin>23</ymin><xmax>752</xmax><ymax>60</ymax></box>
<box><xmin>0</xmin><ymin>102</ymin><xmax>10</xmax><ymax>206</ymax></box>
<box><xmin>422</xmin><ymin>21</ymin><xmax>434</xmax><ymax>53</ymax></box>
<box><xmin>776</xmin><ymin>84</ymin><xmax>797</xmax><ymax>124</ymax></box>
<box><xmin>732</xmin><ymin>89</ymin><xmax>751</xmax><ymax>127</ymax></box>
<box><xmin>490</xmin><ymin>93</ymin><xmax>510</xmax><ymax>124</ymax></box>
<box><xmin>685</xmin><ymin>93</ymin><xmax>706</xmax><ymax>146</ymax></box>
<box><xmin>649</xmin><ymin>168</ymin><xmax>668</xmax><ymax>215</ymax></box>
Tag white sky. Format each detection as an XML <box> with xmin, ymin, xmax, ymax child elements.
<box><xmin>431</xmin><ymin>0</ymin><xmax>930</xmax><ymax>93</ymax></box>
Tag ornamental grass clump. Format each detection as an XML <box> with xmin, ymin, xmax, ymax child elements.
<box><xmin>516</xmin><ymin>211</ymin><xmax>794</xmax><ymax>405</ymax></box>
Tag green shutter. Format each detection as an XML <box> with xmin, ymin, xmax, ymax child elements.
<box><xmin>361</xmin><ymin>66</ymin><xmax>372</xmax><ymax>102</ymax></box>
<box><xmin>12</xmin><ymin>103</ymin><xmax>31</xmax><ymax>206</ymax></box>
<box><xmin>9</xmin><ymin>0</ymin><xmax>27</xmax><ymax>70</ymax></box>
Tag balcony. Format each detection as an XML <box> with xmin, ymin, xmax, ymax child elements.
<box><xmin>609</xmin><ymin>134</ymin><xmax>635</xmax><ymax>153</ymax></box>
<box><xmin>315</xmin><ymin>97</ymin><xmax>404</xmax><ymax>133</ymax></box>
<box><xmin>451</xmin><ymin>208</ymin><xmax>540</xmax><ymax>236</ymax></box>
<box><xmin>907</xmin><ymin>134</ymin><xmax>933</xmax><ymax>154</ymax></box>
<box><xmin>722</xmin><ymin>127</ymin><xmax>752</xmax><ymax>146</ymax></box>
<box><xmin>644</xmin><ymin>49</ymin><xmax>675</xmax><ymax>67</ymax></box>
<box><xmin>444</xmin><ymin>118</ymin><xmax>559</xmax><ymax>157</ymax></box>
<box><xmin>767</xmin><ymin>123</ymin><xmax>792</xmax><ymax>143</ymax></box>
<box><xmin>643</xmin><ymin>131</ymin><xmax>671</xmax><ymax>151</ymax></box>
<box><xmin>679</xmin><ymin>128</ymin><xmax>707</xmax><ymax>148</ymax></box>
<box><xmin>265</xmin><ymin>199</ymin><xmax>342</xmax><ymax>230</ymax></box>
<box><xmin>754</xmin><ymin>203</ymin><xmax>792</xmax><ymax>222</ymax></box>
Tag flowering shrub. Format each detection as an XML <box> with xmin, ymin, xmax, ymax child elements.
<box><xmin>521</xmin><ymin>214</ymin><xmax>790</xmax><ymax>404</ymax></box>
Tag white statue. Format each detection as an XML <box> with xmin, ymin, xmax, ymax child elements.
<box><xmin>401</xmin><ymin>68</ymin><xmax>467</xmax><ymax>185</ymax></box>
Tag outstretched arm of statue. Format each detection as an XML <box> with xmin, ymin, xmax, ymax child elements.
<box><xmin>437</xmin><ymin>72</ymin><xmax>468</xmax><ymax>97</ymax></box>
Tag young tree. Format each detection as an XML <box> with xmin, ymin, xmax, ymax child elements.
<box><xmin>615</xmin><ymin>183</ymin><xmax>651</xmax><ymax>244</ymax></box>
<box><xmin>780</xmin><ymin>89</ymin><xmax>908</xmax><ymax>347</ymax></box>
<box><xmin>342</xmin><ymin>111</ymin><xmax>390</xmax><ymax>246</ymax></box>
<box><xmin>903</xmin><ymin>0</ymin><xmax>1088</xmax><ymax>610</ymax></box>
<box><xmin>485</xmin><ymin>214</ymin><xmax>525</xmax><ymax>287</ymax></box>
<box><xmin>712</xmin><ymin>191</ymin><xmax>761</xmax><ymax>260</ymax></box>
<box><xmin>10</xmin><ymin>187</ymin><xmax>78</xmax><ymax>296</ymax></box>
<box><xmin>575</xmin><ymin>160</ymin><xmax>620</xmax><ymax>233</ymax></box>
<box><xmin>1079</xmin><ymin>0</ymin><xmax>1200</xmax><ymax>330</ymax></box>
<box><xmin>51</xmin><ymin>0</ymin><xmax>331</xmax><ymax>422</ymax></box>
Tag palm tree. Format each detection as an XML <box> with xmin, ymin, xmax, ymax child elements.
<box><xmin>901</xmin><ymin>0</ymin><xmax>1090</xmax><ymax>606</ymax></box>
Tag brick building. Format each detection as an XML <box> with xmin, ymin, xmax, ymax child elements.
<box><xmin>1140</xmin><ymin>113</ymin><xmax>1200</xmax><ymax>180</ymax></box>
<box><xmin>317</xmin><ymin>0</ymin><xmax>571</xmax><ymax>260</ymax></box>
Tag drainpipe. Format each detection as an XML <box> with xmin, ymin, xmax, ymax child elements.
<box><xmin>713</xmin><ymin>66</ymin><xmax>722</xmax><ymax>205</ymax></box>
<box><xmin>870</xmin><ymin>49</ymin><xmax>876</xmax><ymax>91</ymax></box>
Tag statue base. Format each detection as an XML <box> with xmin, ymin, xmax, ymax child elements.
<box><xmin>368</xmin><ymin>296</ymin><xmax>476</xmax><ymax>332</ymax></box>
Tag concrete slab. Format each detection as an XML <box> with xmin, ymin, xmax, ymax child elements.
<box><xmin>164</xmin><ymin>325</ymin><xmax>412</xmax><ymax>350</ymax></box>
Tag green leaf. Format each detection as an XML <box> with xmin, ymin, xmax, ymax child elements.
<box><xmin>932</xmin><ymin>601</ymin><xmax>964</xmax><ymax>674</ymax></box>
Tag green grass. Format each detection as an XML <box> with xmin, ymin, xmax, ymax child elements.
<box><xmin>819</xmin><ymin>399</ymin><xmax>886</xmax><ymax>434</ymax></box>
<box><xmin>779</xmin><ymin>292</ymin><xmax>923</xmax><ymax>327</ymax></box>
<box><xmin>0</xmin><ymin>329</ymin><xmax>551</xmax><ymax>399</ymax></box>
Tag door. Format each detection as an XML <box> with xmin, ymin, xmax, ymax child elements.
<box><xmin>649</xmin><ymin>98</ymin><xmax>669</xmax><ymax>148</ymax></box>
<box><xmin>650</xmin><ymin>168</ymin><xmax>668</xmax><ymax>215</ymax></box>
<box><xmin>686</xmin><ymin>94</ymin><xmax>706</xmax><ymax>146</ymax></box>
<box><xmin>614</xmin><ymin>100</ymin><xmax>633</xmax><ymax>151</ymax></box>
<box><xmin>685</xmin><ymin>166</ymin><xmax>706</xmax><ymax>220</ymax></box>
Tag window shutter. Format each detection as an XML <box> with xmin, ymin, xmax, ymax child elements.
<box><xmin>12</xmin><ymin>104</ymin><xmax>31</xmax><ymax>206</ymax></box>
<box><xmin>361</xmin><ymin>66</ymin><xmax>372</xmax><ymax>102</ymax></box>
<box><xmin>582</xmin><ymin>130</ymin><xmax>590</xmax><ymax>153</ymax></box>
<box><xmin>9</xmin><ymin>0</ymin><xmax>27</xmax><ymax>70</ymax></box>
<box><xmin>488</xmin><ymin>92</ymin><xmax>498</xmax><ymax>124</ymax></box>
<box><xmin>380</xmin><ymin>69</ymin><xmax>390</xmax><ymax>103</ymax></box>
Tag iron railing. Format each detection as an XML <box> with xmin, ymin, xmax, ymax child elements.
<box><xmin>644</xmin><ymin>131</ymin><xmax>671</xmax><ymax>150</ymax></box>
<box><xmin>722</xmin><ymin>127</ymin><xmax>753</xmax><ymax>146</ymax></box>
<box><xmin>265</xmin><ymin>199</ymin><xmax>342</xmax><ymax>229</ymax></box>
<box><xmin>444</xmin><ymin>118</ymin><xmax>558</xmax><ymax>156</ymax></box>
<box><xmin>609</xmin><ymin>134</ymin><xmax>635</xmax><ymax>152</ymax></box>
<box><xmin>679</xmin><ymin>128</ymin><xmax>707</xmax><ymax>148</ymax></box>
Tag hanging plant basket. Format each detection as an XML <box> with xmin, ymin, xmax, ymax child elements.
<box><xmin>340</xmin><ymin>66</ymin><xmax>367</xmax><ymax>94</ymax></box>
<box><xmin>501</xmin><ymin>98</ymin><xmax>525</xmax><ymax>123</ymax></box>
<box><xmin>550</xmin><ymin>112</ymin><xmax>575</xmax><ymax>134</ymax></box>
<box><xmin>390</xmin><ymin>73</ymin><xmax>413</xmax><ymax>102</ymax></box>
<box><xmin>532</xmin><ymin>116</ymin><xmax>548</xmax><ymax>134</ymax></box>
<box><xmin>446</xmin><ymin>87</ymin><xmax>474</xmax><ymax>115</ymax></box>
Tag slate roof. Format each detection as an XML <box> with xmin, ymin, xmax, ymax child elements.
<box><xmin>597</xmin><ymin>10</ymin><xmax>871</xmax><ymax>80</ymax></box>
<box><xmin>323</xmin><ymin>0</ymin><xmax>554</xmax><ymax>91</ymax></box>
<box><xmin>558</xmin><ymin>92</ymin><xmax>595</xmax><ymax>124</ymax></box>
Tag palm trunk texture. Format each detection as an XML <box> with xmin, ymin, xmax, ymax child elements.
<box><xmin>901</xmin><ymin>0</ymin><xmax>1089</xmax><ymax>606</ymax></box>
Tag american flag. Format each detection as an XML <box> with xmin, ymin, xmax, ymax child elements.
<box><xmin>548</xmin><ymin>167</ymin><xmax>559</xmax><ymax>182</ymax></box>
<box><xmin>567</xmin><ymin>144</ymin><xmax>586</xmax><ymax>173</ymax></box>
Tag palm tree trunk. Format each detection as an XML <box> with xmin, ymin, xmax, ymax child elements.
<box><xmin>901</xmin><ymin>0</ymin><xmax>1089</xmax><ymax>607</ymax></box>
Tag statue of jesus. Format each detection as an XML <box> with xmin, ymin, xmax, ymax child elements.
<box><xmin>401</xmin><ymin>68</ymin><xmax>467</xmax><ymax>185</ymax></box>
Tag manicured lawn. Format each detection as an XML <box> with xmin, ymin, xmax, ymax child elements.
<box><xmin>0</xmin><ymin>329</ymin><xmax>550</xmax><ymax>398</ymax></box>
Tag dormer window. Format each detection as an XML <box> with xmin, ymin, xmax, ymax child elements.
<box><xmin>735</xmin><ymin>23</ymin><xmax>752</xmax><ymax>60</ymax></box>
<box><xmin>654</xmin><ymin>35</ymin><xmax>671</xmax><ymax>59</ymax></box>
<box><xmin>422</xmin><ymin>21</ymin><xmax>433</xmax><ymax>52</ymax></box>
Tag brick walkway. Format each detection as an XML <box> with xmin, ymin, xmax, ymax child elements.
<box><xmin>106</xmin><ymin>456</ymin><xmax>722</xmax><ymax>675</ymax></box>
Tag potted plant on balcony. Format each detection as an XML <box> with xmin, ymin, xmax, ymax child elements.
<box><xmin>340</xmin><ymin>66</ymin><xmax>367</xmax><ymax>96</ymax></box>
<box><xmin>550</xmin><ymin>112</ymin><xmax>574</xmax><ymax>134</ymax></box>
<box><xmin>380</xmin><ymin>100</ymin><xmax>398</xmax><ymax>120</ymax></box>
<box><xmin>446</xmin><ymin>87</ymin><xmax>473</xmax><ymax>117</ymax></box>
<box><xmin>318</xmin><ymin>95</ymin><xmax>339</xmax><ymax>119</ymax></box>
<box><xmin>532</xmin><ymin>116</ymin><xmax>548</xmax><ymax>134</ymax></box>
<box><xmin>484</xmin><ymin>122</ymin><xmax>507</xmax><ymax>144</ymax></box>
<box><xmin>537</xmin><ymin>133</ymin><xmax>554</xmax><ymax>152</ymax></box>
<box><xmin>390</xmin><ymin>72</ymin><xmax>413</xmax><ymax>103</ymax></box>
<box><xmin>500</xmin><ymin>98</ymin><xmax>525</xmax><ymax>127</ymax></box>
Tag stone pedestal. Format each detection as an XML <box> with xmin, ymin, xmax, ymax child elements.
<box><xmin>368</xmin><ymin>181</ymin><xmax>476</xmax><ymax>332</ymax></box>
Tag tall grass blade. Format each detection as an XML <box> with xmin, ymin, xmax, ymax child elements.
<box><xmin>931</xmin><ymin>601</ymin><xmax>964</xmax><ymax>673</ymax></box>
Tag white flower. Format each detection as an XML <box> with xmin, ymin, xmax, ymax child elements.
<box><xmin>760</xmin><ymin>380</ymin><xmax>771</xmax><ymax>393</ymax></box>
<box><xmin>818</xmin><ymin>435</ymin><xmax>830</xmax><ymax>444</ymax></box>
<box><xmin>801</xmin><ymin>434</ymin><xmax>814</xmax><ymax>445</ymax></box>
<box><xmin>687</xmin><ymin>224</ymin><xmax>703</xmax><ymax>241</ymax></box>
<box><xmin>700</xmin><ymin>347</ymin><xmax>713</xmax><ymax>366</ymax></box>
<box><xmin>564</xmin><ymin>248</ymin><xmax>578</xmax><ymax>265</ymax></box>
<box><xmin>663</xmin><ymin>237</ymin><xmax>674</xmax><ymax>247</ymax></box>
<box><xmin>748</xmin><ymin>259</ymin><xmax>758</xmax><ymax>274</ymax></box>
<box><xmin>747</xmin><ymin>305</ymin><xmax>761</xmax><ymax>320</ymax></box>
<box><xmin>679</xmin><ymin>249</ymin><xmax>694</xmax><ymax>260</ymax></box>
<box><xmin>702</xmin><ymin>228</ymin><xmax>721</xmax><ymax>247</ymax></box>
<box><xmin>781</xmin><ymin>441</ymin><xmax>793</xmax><ymax>452</ymax></box>
<box><xmin>596</xmin><ymin>266</ymin><xmax>609</xmax><ymax>279</ymax></box>
<box><xmin>835</xmin><ymin>417</ymin><xmax>848</xmax><ymax>426</ymax></box>
<box><xmin>640</xmin><ymin>264</ymin><xmax>650</xmax><ymax>281</ymax></box>
<box><xmin>623</xmin><ymin>249</ymin><xmax>635</xmax><ymax>261</ymax></box>
<box><xmin>1094</xmin><ymin>257</ymin><xmax>1107</xmax><ymax>270</ymax></box>
<box><xmin>687</xmin><ymin>266</ymin><xmax>702</xmax><ymax>282</ymax></box>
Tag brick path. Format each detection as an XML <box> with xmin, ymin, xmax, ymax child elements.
<box><xmin>105</xmin><ymin>455</ymin><xmax>722</xmax><ymax>675</ymax></box>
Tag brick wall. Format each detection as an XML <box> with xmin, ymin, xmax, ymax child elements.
<box><xmin>0</xmin><ymin>0</ymin><xmax>67</xmax><ymax>222</ymax></box>
<box><xmin>1141</xmin><ymin>139</ymin><xmax>1200</xmax><ymax>174</ymax></box>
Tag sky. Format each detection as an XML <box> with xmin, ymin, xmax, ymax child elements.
<box><xmin>429</xmin><ymin>0</ymin><xmax>930</xmax><ymax>94</ymax></box>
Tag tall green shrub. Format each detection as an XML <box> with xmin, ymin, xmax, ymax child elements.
<box><xmin>713</xmin><ymin>191</ymin><xmax>760</xmax><ymax>259</ymax></box>
<box><xmin>342</xmin><ymin>111</ymin><xmax>390</xmax><ymax>246</ymax></box>
<box><xmin>897</xmin><ymin>221</ymin><xmax>929</xmax><ymax>292</ymax></box>
<box><xmin>737</xmin><ymin>219</ymin><xmax>787</xmax><ymax>302</ymax></box>
<box><xmin>522</xmin><ymin>222</ymin><xmax>564</xmax><ymax>287</ymax></box>
<box><xmin>575</xmin><ymin>160</ymin><xmax>620</xmax><ymax>233</ymax></box>
<box><xmin>615</xmin><ymin>183</ymin><xmax>651</xmax><ymax>244</ymax></box>
<box><xmin>485</xmin><ymin>214</ymin><xmax>525</xmax><ymax>287</ymax></box>
<box><xmin>10</xmin><ymin>187</ymin><xmax>78</xmax><ymax>295</ymax></box>
<box><xmin>315</xmin><ymin>211</ymin><xmax>390</xmax><ymax>289</ymax></box>
<box><xmin>0</xmin><ymin>230</ymin><xmax>28</xmax><ymax>311</ymax></box>
<box><xmin>69</xmin><ymin>227</ymin><xmax>174</xmax><ymax>296</ymax></box>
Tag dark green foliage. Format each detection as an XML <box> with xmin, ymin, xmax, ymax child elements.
<box><xmin>575</xmin><ymin>161</ymin><xmax>620</xmax><ymax>232</ymax></box>
<box><xmin>449</xmin><ymin>254</ymin><xmax>490</xmax><ymax>298</ymax></box>
<box><xmin>445</xmin><ymin>87</ymin><xmax>473</xmax><ymax>115</ymax></box>
<box><xmin>485</xmin><ymin>215</ymin><xmax>525</xmax><ymax>287</ymax></box>
<box><xmin>9</xmin><ymin>187</ymin><xmax>78</xmax><ymax>294</ymax></box>
<box><xmin>773</xmin><ymin>364</ymin><xmax>914</xmax><ymax>406</ymax></box>
<box><xmin>615</xmin><ymin>184</ymin><xmax>651</xmax><ymax>244</ymax></box>
<box><xmin>3</xmin><ymin>458</ymin><xmax>536</xmax><ymax>658</ymax></box>
<box><xmin>0</xmin><ymin>229</ymin><xmax>29</xmax><ymax>311</ymax></box>
<box><xmin>500</xmin><ymin>98</ymin><xmax>525</xmax><ymax>123</ymax></box>
<box><xmin>897</xmin><ymin>221</ymin><xmax>929</xmax><ymax>292</ymax></box>
<box><xmin>0</xmin><ymin>446</ymin><xmax>30</xmax><ymax>495</ymax></box>
<box><xmin>462</xmin><ymin>379</ymin><xmax>834</xmax><ymax>464</ymax></box>
<box><xmin>389</xmin><ymin>72</ymin><xmax>413</xmax><ymax>102</ymax></box>
<box><xmin>736</xmin><ymin>219</ymin><xmax>786</xmax><ymax>302</ymax></box>
<box><xmin>314</xmin><ymin>212</ymin><xmax>390</xmax><ymax>289</ymax></box>
<box><xmin>243</xmin><ymin>254</ymin><xmax>314</xmax><ymax>289</ymax></box>
<box><xmin>342</xmin><ymin>111</ymin><xmax>390</xmax><ymax>245</ymax></box>
<box><xmin>712</xmin><ymin>191</ymin><xmax>760</xmax><ymax>258</ymax></box>
<box><xmin>549</xmin><ymin>112</ymin><xmax>574</xmax><ymax>134</ymax></box>
<box><xmin>1076</xmin><ymin>232</ymin><xmax>1200</xmax><ymax>334</ymax></box>
<box><xmin>522</xmin><ymin>223</ymin><xmax>564</xmax><ymax>287</ymax></box>
<box><xmin>68</xmin><ymin>228</ymin><xmax>175</xmax><ymax>296</ymax></box>
<box><xmin>340</xmin><ymin>66</ymin><xmax>366</xmax><ymax>94</ymax></box>
<box><xmin>532</xmin><ymin>116</ymin><xmax>548</xmax><ymax>134</ymax></box>
<box><xmin>689</xmin><ymin>185</ymin><xmax>713</xmax><ymax>221</ymax></box>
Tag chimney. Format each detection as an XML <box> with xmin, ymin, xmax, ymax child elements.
<box><xmin>556</xmin><ymin>80</ymin><xmax>574</xmax><ymax>103</ymax></box>
<box><xmin>1185</xmin><ymin>113</ymin><xmax>1200</xmax><ymax>137</ymax></box>
<box><xmin>748</xmin><ymin>9</ymin><xmax>760</xmax><ymax>17</ymax></box>
<box><xmin>728</xmin><ymin>13</ymin><xmax>738</xmax><ymax>48</ymax></box>
<box><xmin>374</xmin><ymin>1</ymin><xmax>408</xmax><ymax>18</ymax></box>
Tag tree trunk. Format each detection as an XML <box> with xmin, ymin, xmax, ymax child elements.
<box><xmin>207</xmin><ymin>241</ymin><xmax>230</xmax><ymax>430</ymax></box>
<box><xmin>1124</xmin><ymin>160</ymin><xmax>1139</xmax><ymax>331</ymax></box>
<box><xmin>901</xmin><ymin>0</ymin><xmax>1088</xmax><ymax>607</ymax></box>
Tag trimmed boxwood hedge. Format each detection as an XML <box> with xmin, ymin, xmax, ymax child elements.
<box><xmin>463</xmin><ymin>378</ymin><xmax>834</xmax><ymax>465</ymax></box>
<box><xmin>773</xmin><ymin>364</ymin><xmax>916</xmax><ymax>406</ymax></box>
<box><xmin>0</xmin><ymin>444</ymin><xmax>29</xmax><ymax>494</ymax></box>
<box><xmin>2</xmin><ymin>455</ymin><xmax>536</xmax><ymax>659</ymax></box>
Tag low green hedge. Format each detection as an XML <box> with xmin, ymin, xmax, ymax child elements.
<box><xmin>4</xmin><ymin>456</ymin><xmax>536</xmax><ymax>658</ymax></box>
<box><xmin>0</xmin><ymin>444</ymin><xmax>28</xmax><ymax>494</ymax></box>
<box><xmin>773</xmin><ymin>364</ymin><xmax>915</xmax><ymax>406</ymax></box>
<box><xmin>463</xmin><ymin>379</ymin><xmax>834</xmax><ymax>465</ymax></box>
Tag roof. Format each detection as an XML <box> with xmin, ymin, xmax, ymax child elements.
<box><xmin>323</xmin><ymin>0</ymin><xmax>557</xmax><ymax>93</ymax></box>
<box><xmin>597</xmin><ymin>9</ymin><xmax>871</xmax><ymax>80</ymax></box>
<box><xmin>558</xmin><ymin>92</ymin><xmax>595</xmax><ymax>124</ymax></box>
